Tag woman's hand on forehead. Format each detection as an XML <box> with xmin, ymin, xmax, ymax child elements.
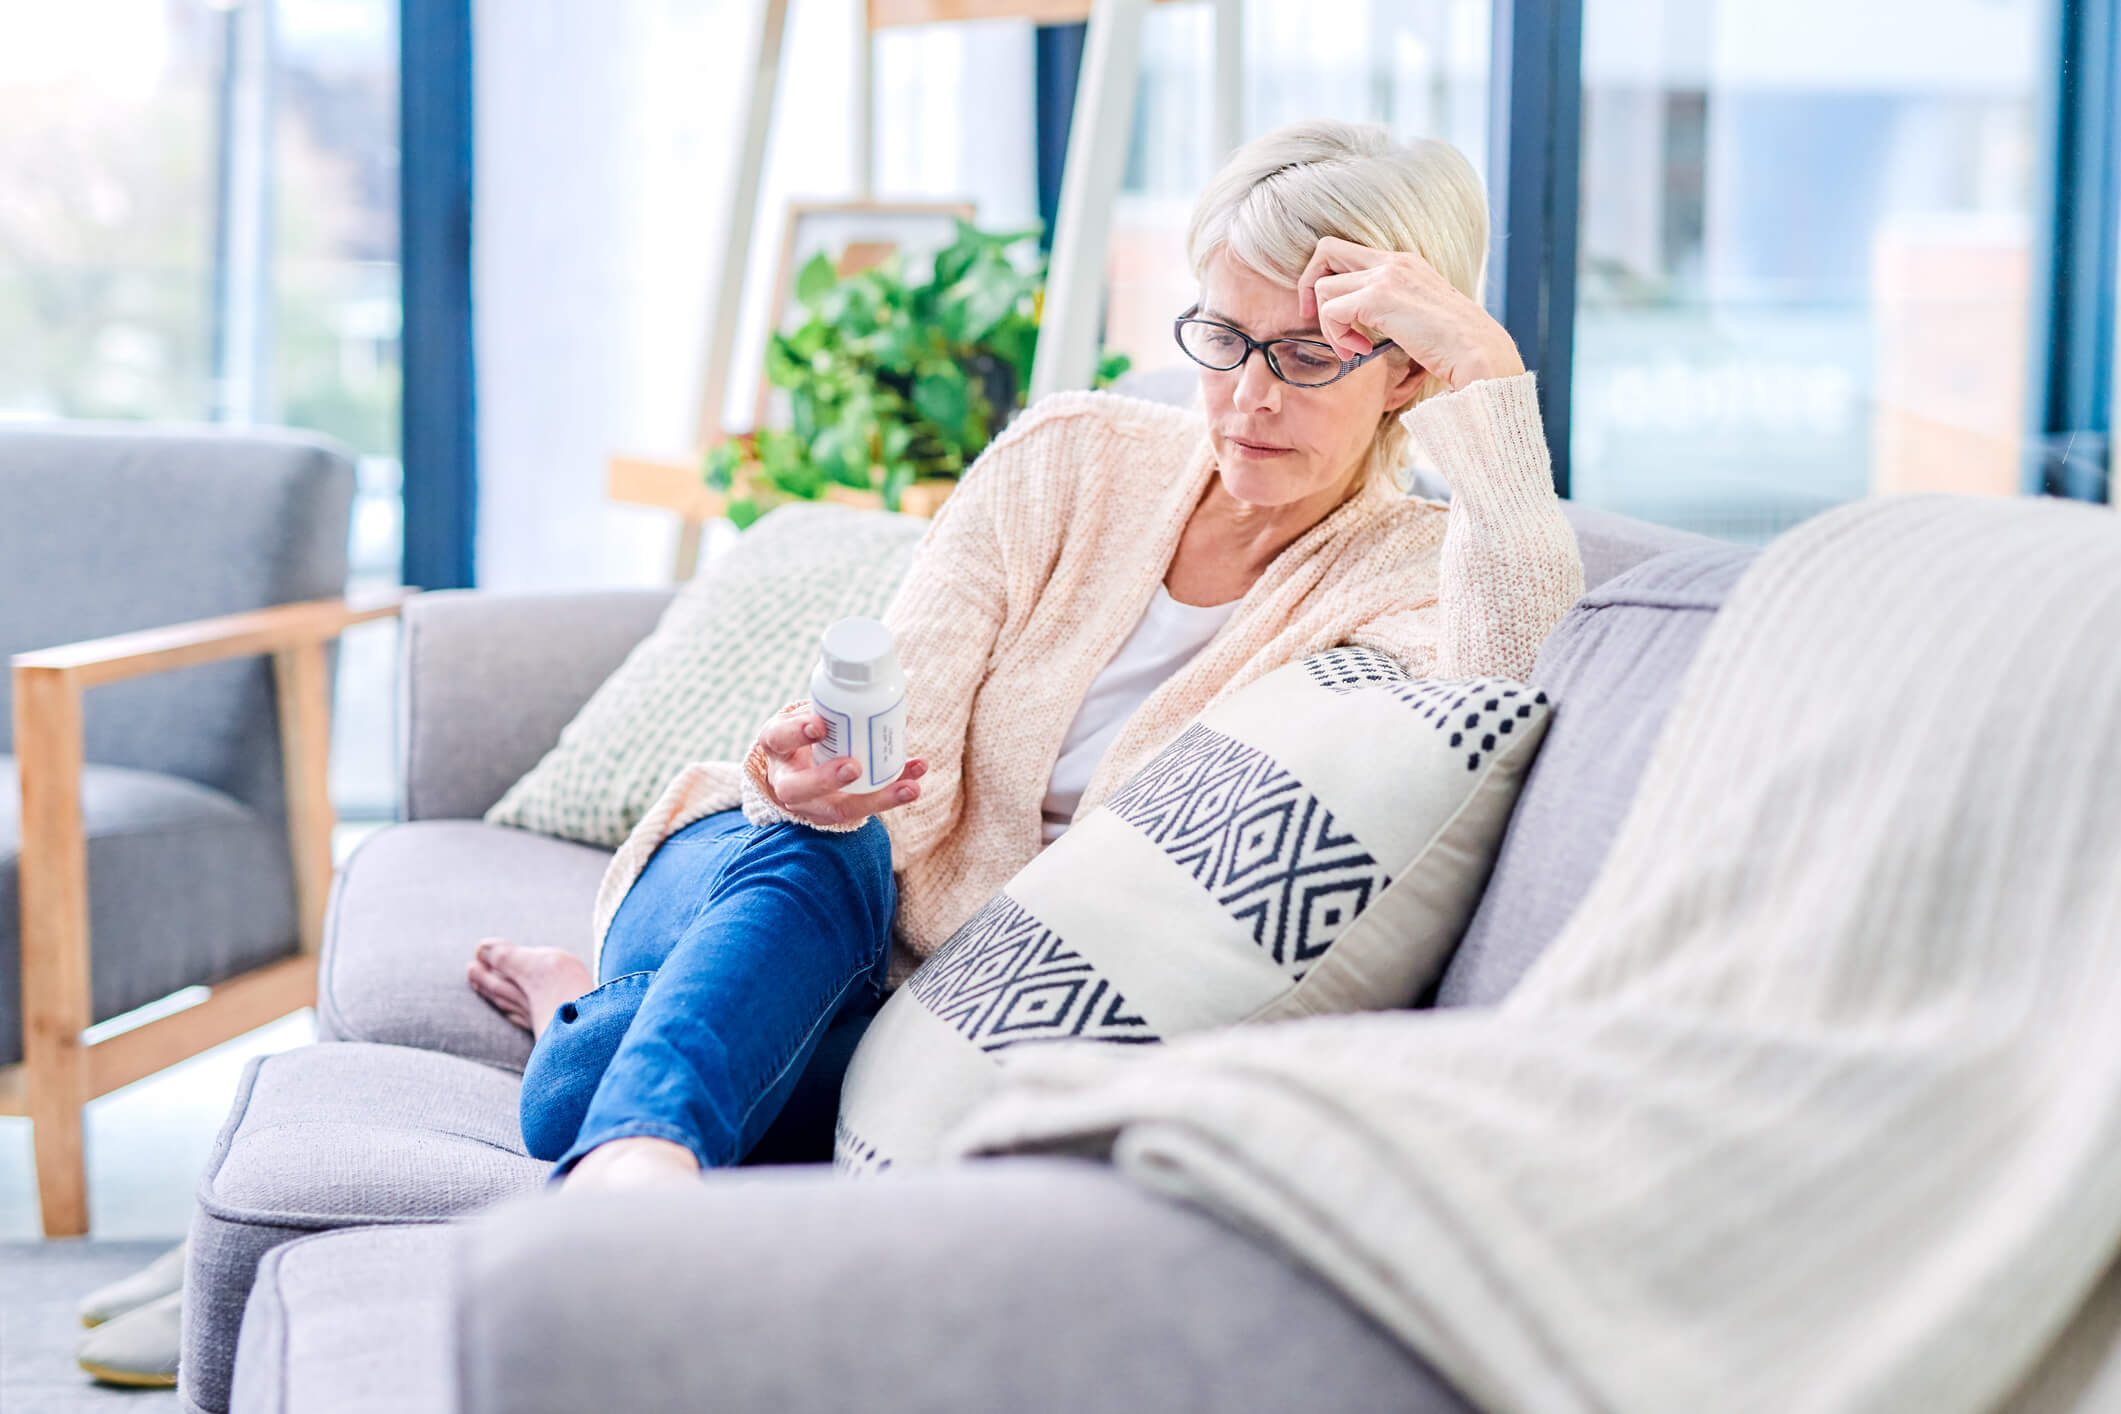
<box><xmin>1296</xmin><ymin>236</ymin><xmax>1524</xmax><ymax>392</ymax></box>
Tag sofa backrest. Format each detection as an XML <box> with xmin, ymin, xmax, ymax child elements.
<box><xmin>1559</xmin><ymin>502</ymin><xmax>1722</xmax><ymax>594</ymax></box>
<box><xmin>1433</xmin><ymin>541</ymin><xmax>1760</xmax><ymax>1007</ymax></box>
<box><xmin>0</xmin><ymin>421</ymin><xmax>355</xmax><ymax>818</ymax></box>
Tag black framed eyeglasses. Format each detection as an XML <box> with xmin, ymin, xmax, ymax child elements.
<box><xmin>1172</xmin><ymin>304</ymin><xmax>1397</xmax><ymax>387</ymax></box>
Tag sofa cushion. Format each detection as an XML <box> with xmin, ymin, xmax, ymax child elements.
<box><xmin>484</xmin><ymin>500</ymin><xmax>925</xmax><ymax>848</ymax></box>
<box><xmin>1435</xmin><ymin>543</ymin><xmax>1759</xmax><ymax>1006</ymax></box>
<box><xmin>837</xmin><ymin>649</ymin><xmax>1552</xmax><ymax>1172</ymax></box>
<box><xmin>181</xmin><ymin>1042</ymin><xmax>542</xmax><ymax>1414</ymax></box>
<box><xmin>0</xmin><ymin>757</ymin><xmax>297</xmax><ymax>1067</ymax></box>
<box><xmin>230</xmin><ymin>1225</ymin><xmax>455</xmax><ymax>1414</ymax></box>
<box><xmin>457</xmin><ymin>1159</ymin><xmax>1473</xmax><ymax>1414</ymax></box>
<box><xmin>317</xmin><ymin>820</ymin><xmax>613</xmax><ymax>1071</ymax></box>
<box><xmin>398</xmin><ymin>588</ymin><xmax>675</xmax><ymax>822</ymax></box>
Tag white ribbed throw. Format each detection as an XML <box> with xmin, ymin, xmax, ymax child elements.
<box><xmin>942</xmin><ymin>494</ymin><xmax>2121</xmax><ymax>1414</ymax></box>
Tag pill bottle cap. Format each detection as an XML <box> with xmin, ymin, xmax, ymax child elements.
<box><xmin>820</xmin><ymin>617</ymin><xmax>897</xmax><ymax>688</ymax></box>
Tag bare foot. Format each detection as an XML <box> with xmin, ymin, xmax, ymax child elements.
<box><xmin>561</xmin><ymin>1136</ymin><xmax>702</xmax><ymax>1194</ymax></box>
<box><xmin>465</xmin><ymin>938</ymin><xmax>594</xmax><ymax>1039</ymax></box>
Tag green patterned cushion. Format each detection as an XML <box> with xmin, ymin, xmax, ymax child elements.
<box><xmin>484</xmin><ymin>502</ymin><xmax>927</xmax><ymax>847</ymax></box>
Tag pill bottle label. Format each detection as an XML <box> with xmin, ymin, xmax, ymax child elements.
<box><xmin>864</xmin><ymin>696</ymin><xmax>905</xmax><ymax>790</ymax></box>
<box><xmin>815</xmin><ymin>704</ymin><xmax>853</xmax><ymax>766</ymax></box>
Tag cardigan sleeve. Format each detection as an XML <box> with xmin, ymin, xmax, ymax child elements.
<box><xmin>1346</xmin><ymin>372</ymin><xmax>1584</xmax><ymax>682</ymax></box>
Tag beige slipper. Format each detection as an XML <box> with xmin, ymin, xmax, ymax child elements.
<box><xmin>77</xmin><ymin>1238</ymin><xmax>187</xmax><ymax>1328</ymax></box>
<box><xmin>75</xmin><ymin>1287</ymin><xmax>181</xmax><ymax>1388</ymax></box>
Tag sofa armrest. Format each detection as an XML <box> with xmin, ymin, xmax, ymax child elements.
<box><xmin>452</xmin><ymin>1159</ymin><xmax>1467</xmax><ymax>1414</ymax></box>
<box><xmin>397</xmin><ymin>588</ymin><xmax>674</xmax><ymax>821</ymax></box>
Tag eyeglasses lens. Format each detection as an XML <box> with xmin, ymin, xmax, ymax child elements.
<box><xmin>1176</xmin><ymin>320</ymin><xmax>1345</xmax><ymax>386</ymax></box>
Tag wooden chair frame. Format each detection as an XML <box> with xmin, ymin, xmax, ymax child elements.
<box><xmin>6</xmin><ymin>590</ymin><xmax>412</xmax><ymax>1237</ymax></box>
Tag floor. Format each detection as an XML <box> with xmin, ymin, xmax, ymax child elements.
<box><xmin>1</xmin><ymin>822</ymin><xmax>383</xmax><ymax>1243</ymax></box>
<box><xmin>0</xmin><ymin>824</ymin><xmax>391</xmax><ymax>1410</ymax></box>
<box><xmin>1</xmin><ymin>1240</ymin><xmax>184</xmax><ymax>1412</ymax></box>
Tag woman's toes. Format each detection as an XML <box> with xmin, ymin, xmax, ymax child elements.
<box><xmin>478</xmin><ymin>966</ymin><xmax>526</xmax><ymax>1006</ymax></box>
<box><xmin>466</xmin><ymin>961</ymin><xmax>532</xmax><ymax>1028</ymax></box>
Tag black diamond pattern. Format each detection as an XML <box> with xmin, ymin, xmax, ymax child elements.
<box><xmin>908</xmin><ymin>895</ymin><xmax>1157</xmax><ymax>1051</ymax></box>
<box><xmin>1104</xmin><ymin>723</ymin><xmax>1390</xmax><ymax>975</ymax></box>
<box><xmin>904</xmin><ymin>665</ymin><xmax>1546</xmax><ymax>1057</ymax></box>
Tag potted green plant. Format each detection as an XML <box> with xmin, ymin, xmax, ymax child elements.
<box><xmin>704</xmin><ymin>216</ymin><xmax>1132</xmax><ymax>526</ymax></box>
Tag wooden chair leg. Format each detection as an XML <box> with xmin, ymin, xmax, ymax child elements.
<box><xmin>274</xmin><ymin>641</ymin><xmax>337</xmax><ymax>956</ymax></box>
<box><xmin>16</xmin><ymin>664</ymin><xmax>95</xmax><ymax>1237</ymax></box>
<box><xmin>30</xmin><ymin>1089</ymin><xmax>90</xmax><ymax>1238</ymax></box>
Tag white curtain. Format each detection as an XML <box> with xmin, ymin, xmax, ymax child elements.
<box><xmin>473</xmin><ymin>0</ymin><xmax>1036</xmax><ymax>591</ymax></box>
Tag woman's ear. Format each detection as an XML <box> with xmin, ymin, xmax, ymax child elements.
<box><xmin>1383</xmin><ymin>353</ymin><xmax>1429</xmax><ymax>415</ymax></box>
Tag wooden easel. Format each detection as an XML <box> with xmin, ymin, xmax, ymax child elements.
<box><xmin>618</xmin><ymin>0</ymin><xmax>1247</xmax><ymax>579</ymax></box>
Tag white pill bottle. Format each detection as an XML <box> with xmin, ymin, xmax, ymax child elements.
<box><xmin>809</xmin><ymin>617</ymin><xmax>908</xmax><ymax>794</ymax></box>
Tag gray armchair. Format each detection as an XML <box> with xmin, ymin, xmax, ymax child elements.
<box><xmin>0</xmin><ymin>421</ymin><xmax>402</xmax><ymax>1236</ymax></box>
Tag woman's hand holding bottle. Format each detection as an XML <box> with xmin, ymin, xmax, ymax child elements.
<box><xmin>755</xmin><ymin>708</ymin><xmax>926</xmax><ymax>828</ymax></box>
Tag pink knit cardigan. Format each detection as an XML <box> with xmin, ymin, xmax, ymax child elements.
<box><xmin>589</xmin><ymin>372</ymin><xmax>1584</xmax><ymax>983</ymax></box>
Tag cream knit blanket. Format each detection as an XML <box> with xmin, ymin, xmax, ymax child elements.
<box><xmin>944</xmin><ymin>493</ymin><xmax>2121</xmax><ymax>1414</ymax></box>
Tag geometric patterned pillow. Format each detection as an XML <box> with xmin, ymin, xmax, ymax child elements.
<box><xmin>483</xmin><ymin>501</ymin><xmax>925</xmax><ymax>848</ymax></box>
<box><xmin>833</xmin><ymin>645</ymin><xmax>1553</xmax><ymax>1173</ymax></box>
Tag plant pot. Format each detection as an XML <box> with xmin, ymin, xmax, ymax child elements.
<box><xmin>730</xmin><ymin>464</ymin><xmax>957</xmax><ymax>521</ymax></box>
<box><xmin>964</xmin><ymin>350</ymin><xmax>1022</xmax><ymax>426</ymax></box>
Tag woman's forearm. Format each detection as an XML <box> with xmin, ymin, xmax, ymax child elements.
<box><xmin>1413</xmin><ymin>372</ymin><xmax>1585</xmax><ymax>680</ymax></box>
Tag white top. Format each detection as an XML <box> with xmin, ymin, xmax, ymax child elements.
<box><xmin>1040</xmin><ymin>582</ymin><xmax>1241</xmax><ymax>844</ymax></box>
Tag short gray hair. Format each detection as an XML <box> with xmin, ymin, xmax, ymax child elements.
<box><xmin>1185</xmin><ymin>119</ymin><xmax>1489</xmax><ymax>491</ymax></box>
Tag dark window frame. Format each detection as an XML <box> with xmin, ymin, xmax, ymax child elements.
<box><xmin>399</xmin><ymin>0</ymin><xmax>477</xmax><ymax>589</ymax></box>
<box><xmin>1488</xmin><ymin>0</ymin><xmax>1584</xmax><ymax>498</ymax></box>
<box><xmin>2025</xmin><ymin>0</ymin><xmax>2119</xmax><ymax>503</ymax></box>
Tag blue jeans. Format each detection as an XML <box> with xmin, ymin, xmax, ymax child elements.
<box><xmin>520</xmin><ymin>808</ymin><xmax>897</xmax><ymax>1186</ymax></box>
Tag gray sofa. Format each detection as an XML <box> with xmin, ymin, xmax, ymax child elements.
<box><xmin>182</xmin><ymin>489</ymin><xmax>1737</xmax><ymax>1412</ymax></box>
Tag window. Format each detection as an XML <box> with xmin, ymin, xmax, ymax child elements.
<box><xmin>1102</xmin><ymin>0</ymin><xmax>1493</xmax><ymax>377</ymax></box>
<box><xmin>0</xmin><ymin>4</ymin><xmax>220</xmax><ymax>419</ymax></box>
<box><xmin>1570</xmin><ymin>0</ymin><xmax>2040</xmax><ymax>541</ymax></box>
<box><xmin>275</xmin><ymin>0</ymin><xmax>401</xmax><ymax>818</ymax></box>
<box><xmin>0</xmin><ymin>0</ymin><xmax>403</xmax><ymax>819</ymax></box>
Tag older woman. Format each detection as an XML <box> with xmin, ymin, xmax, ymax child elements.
<box><xmin>466</xmin><ymin>118</ymin><xmax>1584</xmax><ymax>1194</ymax></box>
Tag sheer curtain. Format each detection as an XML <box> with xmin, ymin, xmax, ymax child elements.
<box><xmin>473</xmin><ymin>0</ymin><xmax>1035</xmax><ymax>591</ymax></box>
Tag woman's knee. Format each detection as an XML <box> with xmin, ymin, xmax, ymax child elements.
<box><xmin>840</xmin><ymin>815</ymin><xmax>894</xmax><ymax>878</ymax></box>
<box><xmin>743</xmin><ymin>817</ymin><xmax>897</xmax><ymax>940</ymax></box>
<box><xmin>757</xmin><ymin>815</ymin><xmax>892</xmax><ymax>885</ymax></box>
